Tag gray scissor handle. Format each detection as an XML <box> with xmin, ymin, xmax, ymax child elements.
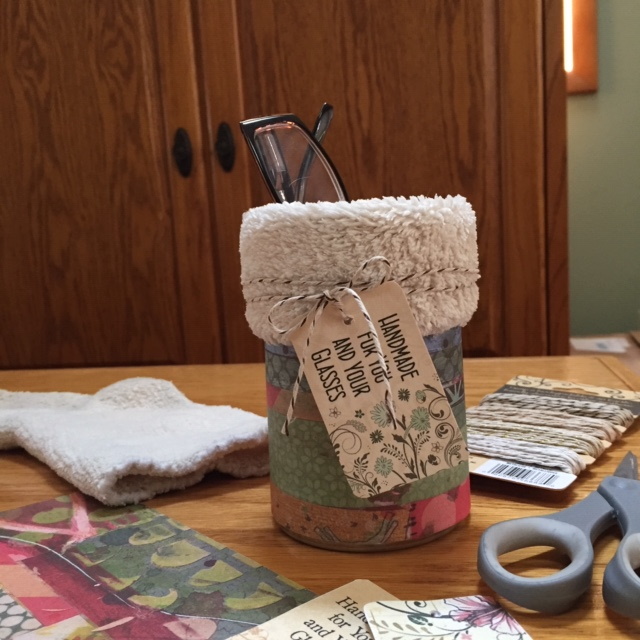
<box><xmin>477</xmin><ymin>491</ymin><xmax>615</xmax><ymax>614</ymax></box>
<box><xmin>598</xmin><ymin>476</ymin><xmax>640</xmax><ymax>619</ymax></box>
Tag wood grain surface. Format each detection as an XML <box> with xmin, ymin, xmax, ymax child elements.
<box><xmin>0</xmin><ymin>356</ymin><xmax>638</xmax><ymax>637</ymax></box>
<box><xmin>200</xmin><ymin>0</ymin><xmax>568</xmax><ymax>362</ymax></box>
<box><xmin>544</xmin><ymin>0</ymin><xmax>570</xmax><ymax>357</ymax></box>
<box><xmin>0</xmin><ymin>0</ymin><xmax>568</xmax><ymax>367</ymax></box>
<box><xmin>498</xmin><ymin>1</ymin><xmax>547</xmax><ymax>356</ymax></box>
<box><xmin>236</xmin><ymin>0</ymin><xmax>508</xmax><ymax>360</ymax></box>
<box><xmin>193</xmin><ymin>0</ymin><xmax>264</xmax><ymax>364</ymax></box>
<box><xmin>0</xmin><ymin>0</ymin><xmax>222</xmax><ymax>368</ymax></box>
<box><xmin>152</xmin><ymin>1</ymin><xmax>224</xmax><ymax>364</ymax></box>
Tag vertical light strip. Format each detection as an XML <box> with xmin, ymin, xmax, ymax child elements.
<box><xmin>564</xmin><ymin>0</ymin><xmax>574</xmax><ymax>72</ymax></box>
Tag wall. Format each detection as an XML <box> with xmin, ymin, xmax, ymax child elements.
<box><xmin>568</xmin><ymin>0</ymin><xmax>640</xmax><ymax>336</ymax></box>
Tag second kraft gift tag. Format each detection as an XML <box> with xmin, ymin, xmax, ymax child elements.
<box><xmin>228</xmin><ymin>579</ymin><xmax>395</xmax><ymax>640</ymax></box>
<box><xmin>290</xmin><ymin>281</ymin><xmax>467</xmax><ymax>499</ymax></box>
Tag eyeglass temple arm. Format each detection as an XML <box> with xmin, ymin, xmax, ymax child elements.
<box><xmin>295</xmin><ymin>103</ymin><xmax>334</xmax><ymax>201</ymax></box>
<box><xmin>312</xmin><ymin>103</ymin><xmax>334</xmax><ymax>144</ymax></box>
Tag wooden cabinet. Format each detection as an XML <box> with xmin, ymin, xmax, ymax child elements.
<box><xmin>200</xmin><ymin>0</ymin><xmax>569</xmax><ymax>362</ymax></box>
<box><xmin>0</xmin><ymin>0</ymin><xmax>223</xmax><ymax>368</ymax></box>
<box><xmin>0</xmin><ymin>0</ymin><xmax>568</xmax><ymax>368</ymax></box>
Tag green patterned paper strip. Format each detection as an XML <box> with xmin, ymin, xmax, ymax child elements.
<box><xmin>267</xmin><ymin>327</ymin><xmax>466</xmax><ymax>430</ymax></box>
<box><xmin>267</xmin><ymin>326</ymin><xmax>468</xmax><ymax>508</ymax></box>
<box><xmin>268</xmin><ymin>409</ymin><xmax>468</xmax><ymax>508</ymax></box>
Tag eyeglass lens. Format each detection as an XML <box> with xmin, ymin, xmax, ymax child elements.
<box><xmin>253</xmin><ymin>122</ymin><xmax>346</xmax><ymax>203</ymax></box>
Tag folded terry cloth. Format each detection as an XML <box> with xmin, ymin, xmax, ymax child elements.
<box><xmin>0</xmin><ymin>377</ymin><xmax>268</xmax><ymax>505</ymax></box>
<box><xmin>240</xmin><ymin>195</ymin><xmax>479</xmax><ymax>346</ymax></box>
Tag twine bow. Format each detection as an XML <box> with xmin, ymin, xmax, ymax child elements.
<box><xmin>268</xmin><ymin>256</ymin><xmax>398</xmax><ymax>435</ymax></box>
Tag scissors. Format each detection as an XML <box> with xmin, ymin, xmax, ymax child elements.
<box><xmin>477</xmin><ymin>451</ymin><xmax>640</xmax><ymax>618</ymax></box>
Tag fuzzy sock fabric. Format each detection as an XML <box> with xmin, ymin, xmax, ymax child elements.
<box><xmin>240</xmin><ymin>195</ymin><xmax>479</xmax><ymax>345</ymax></box>
<box><xmin>0</xmin><ymin>377</ymin><xmax>268</xmax><ymax>505</ymax></box>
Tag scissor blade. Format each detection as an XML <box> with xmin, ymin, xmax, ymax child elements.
<box><xmin>613</xmin><ymin>452</ymin><xmax>638</xmax><ymax>480</ymax></box>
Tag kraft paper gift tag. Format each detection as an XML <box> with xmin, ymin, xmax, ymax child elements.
<box><xmin>230</xmin><ymin>579</ymin><xmax>395</xmax><ymax>640</ymax></box>
<box><xmin>291</xmin><ymin>281</ymin><xmax>468</xmax><ymax>499</ymax></box>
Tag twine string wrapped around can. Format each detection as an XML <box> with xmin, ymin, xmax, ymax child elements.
<box><xmin>267</xmin><ymin>256</ymin><xmax>396</xmax><ymax>435</ymax></box>
<box><xmin>267</xmin><ymin>255</ymin><xmax>480</xmax><ymax>437</ymax></box>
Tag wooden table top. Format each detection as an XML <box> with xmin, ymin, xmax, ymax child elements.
<box><xmin>1</xmin><ymin>356</ymin><xmax>639</xmax><ymax>638</ymax></box>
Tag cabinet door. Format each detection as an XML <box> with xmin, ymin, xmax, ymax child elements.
<box><xmin>0</xmin><ymin>0</ymin><xmax>222</xmax><ymax>367</ymax></box>
<box><xmin>197</xmin><ymin>0</ymin><xmax>568</xmax><ymax>360</ymax></box>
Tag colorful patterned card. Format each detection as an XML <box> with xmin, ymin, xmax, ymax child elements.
<box><xmin>364</xmin><ymin>596</ymin><xmax>532</xmax><ymax>640</ymax></box>
<box><xmin>0</xmin><ymin>493</ymin><xmax>315</xmax><ymax>639</ymax></box>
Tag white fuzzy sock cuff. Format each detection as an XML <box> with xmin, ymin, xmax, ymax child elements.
<box><xmin>240</xmin><ymin>195</ymin><xmax>479</xmax><ymax>345</ymax></box>
<box><xmin>0</xmin><ymin>378</ymin><xmax>268</xmax><ymax>505</ymax></box>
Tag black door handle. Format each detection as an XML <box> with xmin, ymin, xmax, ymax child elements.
<box><xmin>172</xmin><ymin>128</ymin><xmax>193</xmax><ymax>178</ymax></box>
<box><xmin>215</xmin><ymin>122</ymin><xmax>235</xmax><ymax>172</ymax></box>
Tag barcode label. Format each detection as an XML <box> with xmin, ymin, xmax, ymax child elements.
<box><xmin>487</xmin><ymin>462</ymin><xmax>557</xmax><ymax>485</ymax></box>
<box><xmin>472</xmin><ymin>459</ymin><xmax>576</xmax><ymax>490</ymax></box>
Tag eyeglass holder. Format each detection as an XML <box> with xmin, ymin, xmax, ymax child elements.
<box><xmin>240</xmin><ymin>195</ymin><xmax>479</xmax><ymax>551</ymax></box>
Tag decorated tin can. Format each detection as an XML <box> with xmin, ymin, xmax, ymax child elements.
<box><xmin>240</xmin><ymin>196</ymin><xmax>479</xmax><ymax>551</ymax></box>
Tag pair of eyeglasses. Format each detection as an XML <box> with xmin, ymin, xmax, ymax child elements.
<box><xmin>239</xmin><ymin>103</ymin><xmax>349</xmax><ymax>204</ymax></box>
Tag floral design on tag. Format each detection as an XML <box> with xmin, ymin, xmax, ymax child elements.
<box><xmin>332</xmin><ymin>384</ymin><xmax>466</xmax><ymax>498</ymax></box>
<box><xmin>364</xmin><ymin>596</ymin><xmax>532</xmax><ymax>640</ymax></box>
<box><xmin>291</xmin><ymin>281</ymin><xmax>468</xmax><ymax>499</ymax></box>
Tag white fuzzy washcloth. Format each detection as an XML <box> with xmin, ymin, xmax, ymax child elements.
<box><xmin>0</xmin><ymin>377</ymin><xmax>268</xmax><ymax>505</ymax></box>
<box><xmin>240</xmin><ymin>195</ymin><xmax>479</xmax><ymax>345</ymax></box>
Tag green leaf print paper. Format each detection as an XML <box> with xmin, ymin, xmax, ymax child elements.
<box><xmin>0</xmin><ymin>493</ymin><xmax>315</xmax><ymax>639</ymax></box>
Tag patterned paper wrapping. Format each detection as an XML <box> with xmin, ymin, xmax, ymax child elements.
<box><xmin>241</xmin><ymin>195</ymin><xmax>479</xmax><ymax>551</ymax></box>
<box><xmin>0</xmin><ymin>494</ymin><xmax>315</xmax><ymax>639</ymax></box>
<box><xmin>266</xmin><ymin>326</ymin><xmax>470</xmax><ymax>551</ymax></box>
